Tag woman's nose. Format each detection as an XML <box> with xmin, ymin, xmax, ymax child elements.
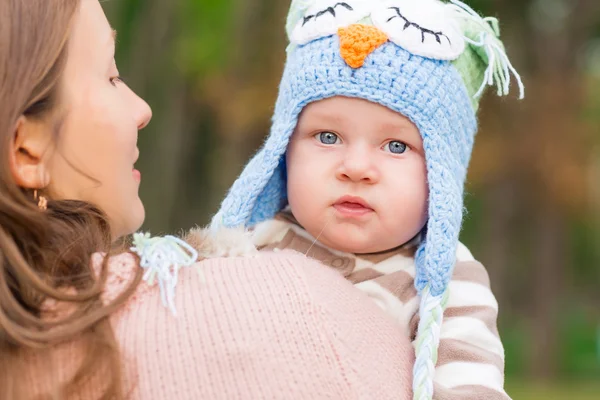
<box><xmin>128</xmin><ymin>87</ymin><xmax>152</xmax><ymax>130</ymax></box>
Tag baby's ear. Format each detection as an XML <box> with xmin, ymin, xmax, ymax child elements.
<box><xmin>185</xmin><ymin>225</ymin><xmax>258</xmax><ymax>259</ymax></box>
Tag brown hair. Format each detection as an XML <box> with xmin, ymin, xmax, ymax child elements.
<box><xmin>0</xmin><ymin>1</ymin><xmax>141</xmax><ymax>398</ymax></box>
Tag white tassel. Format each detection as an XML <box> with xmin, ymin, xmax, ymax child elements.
<box><xmin>131</xmin><ymin>233</ymin><xmax>198</xmax><ymax>316</ymax></box>
<box><xmin>412</xmin><ymin>285</ymin><xmax>450</xmax><ymax>400</ymax></box>
<box><xmin>447</xmin><ymin>0</ymin><xmax>525</xmax><ymax>100</ymax></box>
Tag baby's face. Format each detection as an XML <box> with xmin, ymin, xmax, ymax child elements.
<box><xmin>286</xmin><ymin>96</ymin><xmax>428</xmax><ymax>254</ymax></box>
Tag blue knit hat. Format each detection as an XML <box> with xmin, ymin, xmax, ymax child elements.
<box><xmin>211</xmin><ymin>1</ymin><xmax>523</xmax><ymax>398</ymax></box>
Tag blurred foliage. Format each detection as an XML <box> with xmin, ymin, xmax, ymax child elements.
<box><xmin>507</xmin><ymin>381</ymin><xmax>600</xmax><ymax>400</ymax></box>
<box><xmin>103</xmin><ymin>0</ymin><xmax>600</xmax><ymax>389</ymax></box>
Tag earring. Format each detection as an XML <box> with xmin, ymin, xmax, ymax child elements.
<box><xmin>33</xmin><ymin>189</ymin><xmax>48</xmax><ymax>211</ymax></box>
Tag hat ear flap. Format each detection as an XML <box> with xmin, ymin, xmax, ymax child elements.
<box><xmin>248</xmin><ymin>158</ymin><xmax>288</xmax><ymax>226</ymax></box>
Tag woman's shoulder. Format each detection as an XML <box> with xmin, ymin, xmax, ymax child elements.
<box><xmin>96</xmin><ymin>248</ymin><xmax>319</xmax><ymax>311</ymax></box>
<box><xmin>99</xmin><ymin>248</ymin><xmax>414</xmax><ymax>399</ymax></box>
<box><xmin>92</xmin><ymin>251</ymin><xmax>148</xmax><ymax>306</ymax></box>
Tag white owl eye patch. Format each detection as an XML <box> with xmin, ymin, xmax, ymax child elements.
<box><xmin>288</xmin><ymin>0</ymin><xmax>524</xmax><ymax>99</ymax></box>
<box><xmin>386</xmin><ymin>7</ymin><xmax>451</xmax><ymax>46</ymax></box>
<box><xmin>370</xmin><ymin>0</ymin><xmax>466</xmax><ymax>60</ymax></box>
<box><xmin>302</xmin><ymin>2</ymin><xmax>354</xmax><ymax>26</ymax></box>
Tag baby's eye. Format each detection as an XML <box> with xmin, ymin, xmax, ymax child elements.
<box><xmin>316</xmin><ymin>131</ymin><xmax>340</xmax><ymax>145</ymax></box>
<box><xmin>383</xmin><ymin>140</ymin><xmax>408</xmax><ymax>154</ymax></box>
<box><xmin>371</xmin><ymin>0</ymin><xmax>465</xmax><ymax>60</ymax></box>
<box><xmin>290</xmin><ymin>0</ymin><xmax>371</xmax><ymax>45</ymax></box>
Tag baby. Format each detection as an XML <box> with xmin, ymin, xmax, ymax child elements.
<box><xmin>193</xmin><ymin>0</ymin><xmax>524</xmax><ymax>399</ymax></box>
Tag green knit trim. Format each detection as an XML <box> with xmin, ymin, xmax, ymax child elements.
<box><xmin>450</xmin><ymin>6</ymin><xmax>504</xmax><ymax>111</ymax></box>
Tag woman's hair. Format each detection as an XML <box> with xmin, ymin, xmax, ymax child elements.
<box><xmin>0</xmin><ymin>1</ymin><xmax>141</xmax><ymax>398</ymax></box>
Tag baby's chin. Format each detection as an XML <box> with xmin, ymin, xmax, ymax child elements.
<box><xmin>317</xmin><ymin>231</ymin><xmax>402</xmax><ymax>254</ymax></box>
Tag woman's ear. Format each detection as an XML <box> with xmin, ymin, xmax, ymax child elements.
<box><xmin>9</xmin><ymin>116</ymin><xmax>52</xmax><ymax>190</ymax></box>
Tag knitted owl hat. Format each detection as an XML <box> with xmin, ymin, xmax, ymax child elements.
<box><xmin>211</xmin><ymin>1</ymin><xmax>523</xmax><ymax>398</ymax></box>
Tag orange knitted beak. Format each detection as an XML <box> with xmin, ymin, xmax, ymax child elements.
<box><xmin>338</xmin><ymin>24</ymin><xmax>388</xmax><ymax>69</ymax></box>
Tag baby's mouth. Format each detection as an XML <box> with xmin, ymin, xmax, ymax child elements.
<box><xmin>333</xmin><ymin>195</ymin><xmax>374</xmax><ymax>217</ymax></box>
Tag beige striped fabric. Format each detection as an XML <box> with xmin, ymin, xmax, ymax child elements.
<box><xmin>252</xmin><ymin>212</ymin><xmax>511</xmax><ymax>399</ymax></box>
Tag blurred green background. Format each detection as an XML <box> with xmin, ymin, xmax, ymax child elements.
<box><xmin>103</xmin><ymin>0</ymin><xmax>600</xmax><ymax>397</ymax></box>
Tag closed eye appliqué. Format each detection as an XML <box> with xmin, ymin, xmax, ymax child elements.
<box><xmin>301</xmin><ymin>2</ymin><xmax>353</xmax><ymax>26</ymax></box>
<box><xmin>290</xmin><ymin>0</ymin><xmax>371</xmax><ymax>45</ymax></box>
<box><xmin>371</xmin><ymin>0</ymin><xmax>465</xmax><ymax>60</ymax></box>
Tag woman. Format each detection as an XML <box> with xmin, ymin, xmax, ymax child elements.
<box><xmin>0</xmin><ymin>0</ymin><xmax>414</xmax><ymax>398</ymax></box>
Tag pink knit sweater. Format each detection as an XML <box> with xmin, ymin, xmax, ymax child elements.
<box><xmin>24</xmin><ymin>251</ymin><xmax>413</xmax><ymax>399</ymax></box>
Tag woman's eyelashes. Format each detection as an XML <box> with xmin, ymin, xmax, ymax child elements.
<box><xmin>109</xmin><ymin>75</ymin><xmax>124</xmax><ymax>87</ymax></box>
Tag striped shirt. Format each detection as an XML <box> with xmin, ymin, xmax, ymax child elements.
<box><xmin>252</xmin><ymin>212</ymin><xmax>510</xmax><ymax>400</ymax></box>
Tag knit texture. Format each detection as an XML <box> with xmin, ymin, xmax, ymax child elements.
<box><xmin>23</xmin><ymin>251</ymin><xmax>414</xmax><ymax>399</ymax></box>
<box><xmin>338</xmin><ymin>24</ymin><xmax>389</xmax><ymax>68</ymax></box>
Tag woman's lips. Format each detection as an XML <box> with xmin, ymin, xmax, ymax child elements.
<box><xmin>132</xmin><ymin>168</ymin><xmax>141</xmax><ymax>183</ymax></box>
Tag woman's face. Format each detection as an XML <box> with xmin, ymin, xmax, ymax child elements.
<box><xmin>39</xmin><ymin>0</ymin><xmax>152</xmax><ymax>238</ymax></box>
